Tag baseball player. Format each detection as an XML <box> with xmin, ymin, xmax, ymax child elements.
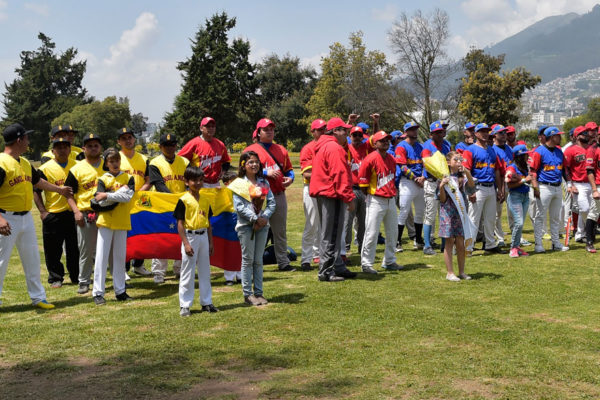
<box><xmin>299</xmin><ymin>119</ymin><xmax>326</xmax><ymax>271</ymax></box>
<box><xmin>41</xmin><ymin>125</ymin><xmax>84</xmax><ymax>163</ymax></box>
<box><xmin>345</xmin><ymin>125</ymin><xmax>370</xmax><ymax>256</ymax></box>
<box><xmin>359</xmin><ymin>131</ymin><xmax>401</xmax><ymax>273</ymax></box>
<box><xmin>0</xmin><ymin>123</ymin><xmax>72</xmax><ymax>309</ymax></box>
<box><xmin>64</xmin><ymin>133</ymin><xmax>105</xmax><ymax>295</ymax></box>
<box><xmin>149</xmin><ymin>133</ymin><xmax>189</xmax><ymax>283</ymax></box>
<box><xmin>506</xmin><ymin>125</ymin><xmax>527</xmax><ymax>149</ymax></box>
<box><xmin>585</xmin><ymin>129</ymin><xmax>600</xmax><ymax>252</ymax></box>
<box><xmin>564</xmin><ymin>126</ymin><xmax>592</xmax><ymax>243</ymax></box>
<box><xmin>491</xmin><ymin>124</ymin><xmax>513</xmax><ymax>247</ymax></box>
<box><xmin>528</xmin><ymin>127</ymin><xmax>569</xmax><ymax>252</ymax></box>
<box><xmin>455</xmin><ymin>122</ymin><xmax>475</xmax><ymax>154</ymax></box>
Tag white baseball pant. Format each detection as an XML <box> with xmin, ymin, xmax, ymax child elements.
<box><xmin>179</xmin><ymin>231</ymin><xmax>212</xmax><ymax>307</ymax></box>
<box><xmin>361</xmin><ymin>196</ymin><xmax>398</xmax><ymax>268</ymax></box>
<box><xmin>93</xmin><ymin>227</ymin><xmax>127</xmax><ymax>297</ymax></box>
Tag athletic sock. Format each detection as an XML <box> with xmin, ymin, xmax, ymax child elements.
<box><xmin>414</xmin><ymin>223</ymin><xmax>423</xmax><ymax>244</ymax></box>
<box><xmin>397</xmin><ymin>225</ymin><xmax>404</xmax><ymax>244</ymax></box>
<box><xmin>585</xmin><ymin>219</ymin><xmax>596</xmax><ymax>245</ymax></box>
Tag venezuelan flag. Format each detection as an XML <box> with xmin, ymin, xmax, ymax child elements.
<box><xmin>126</xmin><ymin>189</ymin><xmax>241</xmax><ymax>271</ymax></box>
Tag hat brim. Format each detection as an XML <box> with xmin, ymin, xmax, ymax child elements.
<box><xmin>430</xmin><ymin>128</ymin><xmax>446</xmax><ymax>133</ymax></box>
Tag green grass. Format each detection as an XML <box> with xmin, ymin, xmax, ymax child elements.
<box><xmin>1</xmin><ymin>156</ymin><xmax>600</xmax><ymax>399</ymax></box>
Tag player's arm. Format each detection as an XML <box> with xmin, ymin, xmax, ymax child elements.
<box><xmin>0</xmin><ymin>168</ymin><xmax>11</xmax><ymax>236</ymax></box>
<box><xmin>33</xmin><ymin>170</ymin><xmax>49</xmax><ymax>220</ymax></box>
<box><xmin>149</xmin><ymin>164</ymin><xmax>170</xmax><ymax>193</ymax></box>
<box><xmin>63</xmin><ymin>171</ymin><xmax>84</xmax><ymax>227</ymax></box>
<box><xmin>174</xmin><ymin>200</ymin><xmax>193</xmax><ymax>256</ymax></box>
<box><xmin>139</xmin><ymin>159</ymin><xmax>152</xmax><ymax>191</ymax></box>
<box><xmin>33</xmin><ymin>167</ymin><xmax>72</xmax><ymax>197</ymax></box>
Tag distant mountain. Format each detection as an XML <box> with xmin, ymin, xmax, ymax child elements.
<box><xmin>486</xmin><ymin>4</ymin><xmax>600</xmax><ymax>82</ymax></box>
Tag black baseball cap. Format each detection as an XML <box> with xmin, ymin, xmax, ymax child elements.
<box><xmin>159</xmin><ymin>133</ymin><xmax>177</xmax><ymax>145</ymax></box>
<box><xmin>82</xmin><ymin>132</ymin><xmax>102</xmax><ymax>145</ymax></box>
<box><xmin>50</xmin><ymin>124</ymin><xmax>78</xmax><ymax>137</ymax></box>
<box><xmin>3</xmin><ymin>123</ymin><xmax>33</xmax><ymax>143</ymax></box>
<box><xmin>51</xmin><ymin>137</ymin><xmax>71</xmax><ymax>147</ymax></box>
<box><xmin>117</xmin><ymin>127</ymin><xmax>135</xmax><ymax>137</ymax></box>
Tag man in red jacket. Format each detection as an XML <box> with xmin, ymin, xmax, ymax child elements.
<box><xmin>310</xmin><ymin>117</ymin><xmax>356</xmax><ymax>282</ymax></box>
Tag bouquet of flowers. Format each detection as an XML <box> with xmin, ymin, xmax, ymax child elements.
<box><xmin>423</xmin><ymin>151</ymin><xmax>456</xmax><ymax>192</ymax></box>
<box><xmin>249</xmin><ymin>183</ymin><xmax>269</xmax><ymax>239</ymax></box>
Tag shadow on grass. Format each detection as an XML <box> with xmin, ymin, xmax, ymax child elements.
<box><xmin>469</xmin><ymin>272</ymin><xmax>503</xmax><ymax>280</ymax></box>
<box><xmin>262</xmin><ymin>376</ymin><xmax>359</xmax><ymax>398</ymax></box>
<box><xmin>217</xmin><ymin>292</ymin><xmax>305</xmax><ymax>312</ymax></box>
<box><xmin>0</xmin><ymin>295</ymin><xmax>90</xmax><ymax>313</ymax></box>
<box><xmin>402</xmin><ymin>263</ymin><xmax>433</xmax><ymax>271</ymax></box>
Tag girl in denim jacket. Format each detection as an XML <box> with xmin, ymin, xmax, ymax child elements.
<box><xmin>233</xmin><ymin>151</ymin><xmax>276</xmax><ymax>306</ymax></box>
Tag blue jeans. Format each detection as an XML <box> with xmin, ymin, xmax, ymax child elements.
<box><xmin>507</xmin><ymin>191</ymin><xmax>530</xmax><ymax>248</ymax></box>
<box><xmin>236</xmin><ymin>224</ymin><xmax>268</xmax><ymax>297</ymax></box>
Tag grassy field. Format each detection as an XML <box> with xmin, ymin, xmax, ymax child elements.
<box><xmin>1</xmin><ymin>152</ymin><xmax>599</xmax><ymax>399</ymax></box>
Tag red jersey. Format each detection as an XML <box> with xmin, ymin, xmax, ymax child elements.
<box><xmin>586</xmin><ymin>146</ymin><xmax>600</xmax><ymax>185</ymax></box>
<box><xmin>347</xmin><ymin>142</ymin><xmax>370</xmax><ymax>186</ymax></box>
<box><xmin>299</xmin><ymin>140</ymin><xmax>318</xmax><ymax>184</ymax></box>
<box><xmin>358</xmin><ymin>151</ymin><xmax>397</xmax><ymax>198</ymax></box>
<box><xmin>244</xmin><ymin>142</ymin><xmax>293</xmax><ymax>194</ymax></box>
<box><xmin>178</xmin><ymin>136</ymin><xmax>231</xmax><ymax>184</ymax></box>
<box><xmin>564</xmin><ymin>144</ymin><xmax>589</xmax><ymax>183</ymax></box>
<box><xmin>309</xmin><ymin>135</ymin><xmax>354</xmax><ymax>203</ymax></box>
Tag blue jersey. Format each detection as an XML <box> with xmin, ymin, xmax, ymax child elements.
<box><xmin>463</xmin><ymin>144</ymin><xmax>499</xmax><ymax>184</ymax></box>
<box><xmin>493</xmin><ymin>144</ymin><xmax>514</xmax><ymax>164</ymax></box>
<box><xmin>421</xmin><ymin>139</ymin><xmax>451</xmax><ymax>179</ymax></box>
<box><xmin>506</xmin><ymin>162</ymin><xmax>530</xmax><ymax>194</ymax></box>
<box><xmin>455</xmin><ymin>142</ymin><xmax>469</xmax><ymax>153</ymax></box>
<box><xmin>395</xmin><ymin>141</ymin><xmax>424</xmax><ymax>177</ymax></box>
<box><xmin>529</xmin><ymin>145</ymin><xmax>563</xmax><ymax>184</ymax></box>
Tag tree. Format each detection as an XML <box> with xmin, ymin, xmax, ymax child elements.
<box><xmin>305</xmin><ymin>32</ymin><xmax>406</xmax><ymax>132</ymax></box>
<box><xmin>1</xmin><ymin>33</ymin><xmax>89</xmax><ymax>158</ymax></box>
<box><xmin>164</xmin><ymin>12</ymin><xmax>258</xmax><ymax>145</ymax></box>
<box><xmin>458</xmin><ymin>48</ymin><xmax>541</xmax><ymax>125</ymax></box>
<box><xmin>52</xmin><ymin>96</ymin><xmax>131</xmax><ymax>149</ymax></box>
<box><xmin>389</xmin><ymin>9</ymin><xmax>457</xmax><ymax>130</ymax></box>
<box><xmin>131</xmin><ymin>112</ymin><xmax>148</xmax><ymax>135</ymax></box>
<box><xmin>256</xmin><ymin>54</ymin><xmax>317</xmax><ymax>145</ymax></box>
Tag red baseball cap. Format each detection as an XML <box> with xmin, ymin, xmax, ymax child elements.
<box><xmin>349</xmin><ymin>126</ymin><xmax>364</xmax><ymax>135</ymax></box>
<box><xmin>585</xmin><ymin>121</ymin><xmax>598</xmax><ymax>131</ymax></box>
<box><xmin>256</xmin><ymin>118</ymin><xmax>275</xmax><ymax>129</ymax></box>
<box><xmin>370</xmin><ymin>130</ymin><xmax>391</xmax><ymax>144</ymax></box>
<box><xmin>574</xmin><ymin>126</ymin><xmax>589</xmax><ymax>138</ymax></box>
<box><xmin>200</xmin><ymin>117</ymin><xmax>216</xmax><ymax>126</ymax></box>
<box><xmin>506</xmin><ymin>125</ymin><xmax>516</xmax><ymax>134</ymax></box>
<box><xmin>326</xmin><ymin>117</ymin><xmax>352</xmax><ymax>131</ymax></box>
<box><xmin>310</xmin><ymin>119</ymin><xmax>327</xmax><ymax>131</ymax></box>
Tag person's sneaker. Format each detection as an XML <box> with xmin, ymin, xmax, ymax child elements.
<box><xmin>174</xmin><ymin>272</ymin><xmax>181</xmax><ymax>280</ymax></box>
<box><xmin>301</xmin><ymin>263</ymin><xmax>313</xmax><ymax>271</ymax></box>
<box><xmin>382</xmin><ymin>263</ymin><xmax>404</xmax><ymax>271</ymax></box>
<box><xmin>93</xmin><ymin>295</ymin><xmax>106</xmax><ymax>306</ymax></box>
<box><xmin>509</xmin><ymin>248</ymin><xmax>519</xmax><ymax>258</ymax></box>
<box><xmin>458</xmin><ymin>273</ymin><xmax>472</xmax><ymax>280</ymax></box>
<box><xmin>116</xmin><ymin>292</ymin><xmax>132</xmax><ymax>301</ymax></box>
<box><xmin>361</xmin><ymin>266</ymin><xmax>378</xmax><ymax>274</ymax></box>
<box><xmin>278</xmin><ymin>264</ymin><xmax>296</xmax><ymax>272</ymax></box>
<box><xmin>498</xmin><ymin>240</ymin><xmax>506</xmax><ymax>248</ymax></box>
<box><xmin>50</xmin><ymin>281</ymin><xmax>62</xmax><ymax>289</ymax></box>
<box><xmin>77</xmin><ymin>283</ymin><xmax>89</xmax><ymax>294</ymax></box>
<box><xmin>133</xmin><ymin>266</ymin><xmax>152</xmax><ymax>276</ymax></box>
<box><xmin>446</xmin><ymin>273</ymin><xmax>460</xmax><ymax>282</ymax></box>
<box><xmin>336</xmin><ymin>270</ymin><xmax>357</xmax><ymax>279</ymax></box>
<box><xmin>35</xmin><ymin>300</ymin><xmax>55</xmax><ymax>309</ymax></box>
<box><xmin>225</xmin><ymin>280</ymin><xmax>234</xmax><ymax>286</ymax></box>
<box><xmin>312</xmin><ymin>257</ymin><xmax>320</xmax><ymax>264</ymax></box>
<box><xmin>255</xmin><ymin>295</ymin><xmax>268</xmax><ymax>305</ymax></box>
<box><xmin>517</xmin><ymin>247</ymin><xmax>529</xmax><ymax>256</ymax></box>
<box><xmin>520</xmin><ymin>238</ymin><xmax>532</xmax><ymax>247</ymax></box>
<box><xmin>485</xmin><ymin>246</ymin><xmax>506</xmax><ymax>254</ymax></box>
<box><xmin>575</xmin><ymin>234</ymin><xmax>584</xmax><ymax>243</ymax></box>
<box><xmin>423</xmin><ymin>247</ymin><xmax>436</xmax><ymax>255</ymax></box>
<box><xmin>153</xmin><ymin>274</ymin><xmax>165</xmax><ymax>284</ymax></box>
<box><xmin>245</xmin><ymin>295</ymin><xmax>260</xmax><ymax>305</ymax></box>
<box><xmin>318</xmin><ymin>274</ymin><xmax>345</xmax><ymax>282</ymax></box>
<box><xmin>414</xmin><ymin>240</ymin><xmax>424</xmax><ymax>250</ymax></box>
<box><xmin>124</xmin><ymin>273</ymin><xmax>131</xmax><ymax>281</ymax></box>
<box><xmin>543</xmin><ymin>233</ymin><xmax>551</xmax><ymax>241</ymax></box>
<box><xmin>201</xmin><ymin>304</ymin><xmax>219</xmax><ymax>313</ymax></box>
<box><xmin>377</xmin><ymin>233</ymin><xmax>386</xmax><ymax>244</ymax></box>
<box><xmin>552</xmin><ymin>244</ymin><xmax>569</xmax><ymax>252</ymax></box>
<box><xmin>395</xmin><ymin>244</ymin><xmax>404</xmax><ymax>253</ymax></box>
<box><xmin>341</xmin><ymin>255</ymin><xmax>351</xmax><ymax>266</ymax></box>
<box><xmin>430</xmin><ymin>241</ymin><xmax>440</xmax><ymax>249</ymax></box>
<box><xmin>534</xmin><ymin>245</ymin><xmax>546</xmax><ymax>253</ymax></box>
<box><xmin>180</xmin><ymin>307</ymin><xmax>191</xmax><ymax>317</ymax></box>
<box><xmin>586</xmin><ymin>244</ymin><xmax>597</xmax><ymax>253</ymax></box>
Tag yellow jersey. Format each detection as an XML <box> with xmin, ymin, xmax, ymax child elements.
<box><xmin>65</xmin><ymin>159</ymin><xmax>104</xmax><ymax>211</ymax></box>
<box><xmin>149</xmin><ymin>154</ymin><xmax>188</xmax><ymax>194</ymax></box>
<box><xmin>120</xmin><ymin>150</ymin><xmax>148</xmax><ymax>191</ymax></box>
<box><xmin>38</xmin><ymin>158</ymin><xmax>77</xmax><ymax>213</ymax></box>
<box><xmin>174</xmin><ymin>191</ymin><xmax>210</xmax><ymax>230</ymax></box>
<box><xmin>0</xmin><ymin>153</ymin><xmax>37</xmax><ymax>212</ymax></box>
<box><xmin>96</xmin><ymin>172</ymin><xmax>135</xmax><ymax>231</ymax></box>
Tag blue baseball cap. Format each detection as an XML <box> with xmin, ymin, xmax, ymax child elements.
<box><xmin>430</xmin><ymin>120</ymin><xmax>445</xmax><ymax>133</ymax></box>
<box><xmin>537</xmin><ymin>125</ymin><xmax>548</xmax><ymax>136</ymax></box>
<box><xmin>512</xmin><ymin>144</ymin><xmax>529</xmax><ymax>157</ymax></box>
<box><xmin>403</xmin><ymin>121</ymin><xmax>419</xmax><ymax>131</ymax></box>
<box><xmin>543</xmin><ymin>127</ymin><xmax>564</xmax><ymax>138</ymax></box>
<box><xmin>357</xmin><ymin>122</ymin><xmax>370</xmax><ymax>131</ymax></box>
<box><xmin>464</xmin><ymin>122</ymin><xmax>475</xmax><ymax>130</ymax></box>
<box><xmin>390</xmin><ymin>130</ymin><xmax>403</xmax><ymax>139</ymax></box>
<box><xmin>475</xmin><ymin>123</ymin><xmax>491</xmax><ymax>132</ymax></box>
<box><xmin>569</xmin><ymin>128</ymin><xmax>576</xmax><ymax>137</ymax></box>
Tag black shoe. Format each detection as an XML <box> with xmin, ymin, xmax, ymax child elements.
<box><xmin>93</xmin><ymin>295</ymin><xmax>106</xmax><ymax>306</ymax></box>
<box><xmin>201</xmin><ymin>304</ymin><xmax>219</xmax><ymax>313</ymax></box>
<box><xmin>485</xmin><ymin>246</ymin><xmax>506</xmax><ymax>254</ymax></box>
<box><xmin>125</xmin><ymin>282</ymin><xmax>133</xmax><ymax>289</ymax></box>
<box><xmin>377</xmin><ymin>233</ymin><xmax>386</xmax><ymax>244</ymax></box>
<box><xmin>278</xmin><ymin>264</ymin><xmax>296</xmax><ymax>272</ymax></box>
<box><xmin>116</xmin><ymin>292</ymin><xmax>132</xmax><ymax>301</ymax></box>
<box><xmin>336</xmin><ymin>270</ymin><xmax>357</xmax><ymax>279</ymax></box>
<box><xmin>225</xmin><ymin>280</ymin><xmax>234</xmax><ymax>286</ymax></box>
<box><xmin>301</xmin><ymin>263</ymin><xmax>313</xmax><ymax>271</ymax></box>
<box><xmin>318</xmin><ymin>274</ymin><xmax>344</xmax><ymax>282</ymax></box>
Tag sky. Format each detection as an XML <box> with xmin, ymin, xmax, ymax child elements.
<box><xmin>1</xmin><ymin>0</ymin><xmax>599</xmax><ymax>123</ymax></box>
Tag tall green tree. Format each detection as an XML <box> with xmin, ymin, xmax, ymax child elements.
<box><xmin>131</xmin><ymin>112</ymin><xmax>148</xmax><ymax>135</ymax></box>
<box><xmin>52</xmin><ymin>96</ymin><xmax>131</xmax><ymax>149</ymax></box>
<box><xmin>164</xmin><ymin>12</ymin><xmax>258</xmax><ymax>145</ymax></box>
<box><xmin>256</xmin><ymin>54</ymin><xmax>316</xmax><ymax>146</ymax></box>
<box><xmin>1</xmin><ymin>33</ymin><xmax>89</xmax><ymax>158</ymax></box>
<box><xmin>458</xmin><ymin>48</ymin><xmax>541</xmax><ymax>125</ymax></box>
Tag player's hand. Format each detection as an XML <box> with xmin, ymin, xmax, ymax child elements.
<box><xmin>497</xmin><ymin>191</ymin><xmax>505</xmax><ymax>202</ymax></box>
<box><xmin>468</xmin><ymin>193</ymin><xmax>476</xmax><ymax>203</ymax></box>
<box><xmin>184</xmin><ymin>243</ymin><xmax>194</xmax><ymax>257</ymax></box>
<box><xmin>348</xmin><ymin>114</ymin><xmax>359</xmax><ymax>123</ymax></box>
<box><xmin>0</xmin><ymin>216</ymin><xmax>11</xmax><ymax>236</ymax></box>
<box><xmin>255</xmin><ymin>217</ymin><xmax>267</xmax><ymax>229</ymax></box>
<box><xmin>57</xmin><ymin>186</ymin><xmax>72</xmax><ymax>197</ymax></box>
<box><xmin>370</xmin><ymin>113</ymin><xmax>380</xmax><ymax>122</ymax></box>
<box><xmin>267</xmin><ymin>169</ymin><xmax>282</xmax><ymax>179</ymax></box>
<box><xmin>74</xmin><ymin>211</ymin><xmax>85</xmax><ymax>227</ymax></box>
<box><xmin>524</xmin><ymin>175</ymin><xmax>532</xmax><ymax>183</ymax></box>
<box><xmin>594</xmin><ymin>190</ymin><xmax>600</xmax><ymax>200</ymax></box>
<box><xmin>569</xmin><ymin>186</ymin><xmax>578</xmax><ymax>194</ymax></box>
<box><xmin>209</xmin><ymin>242</ymin><xmax>214</xmax><ymax>256</ymax></box>
<box><xmin>40</xmin><ymin>211</ymin><xmax>49</xmax><ymax>221</ymax></box>
<box><xmin>282</xmin><ymin>177</ymin><xmax>293</xmax><ymax>187</ymax></box>
<box><xmin>415</xmin><ymin>176</ymin><xmax>425</xmax><ymax>187</ymax></box>
<box><xmin>95</xmin><ymin>192</ymin><xmax>108</xmax><ymax>201</ymax></box>
<box><xmin>440</xmin><ymin>177</ymin><xmax>450</xmax><ymax>187</ymax></box>
<box><xmin>533</xmin><ymin>187</ymin><xmax>540</xmax><ymax>199</ymax></box>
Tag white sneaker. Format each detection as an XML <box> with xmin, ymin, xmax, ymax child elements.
<box><xmin>458</xmin><ymin>273</ymin><xmax>472</xmax><ymax>280</ymax></box>
<box><xmin>133</xmin><ymin>266</ymin><xmax>152</xmax><ymax>276</ymax></box>
<box><xmin>395</xmin><ymin>244</ymin><xmax>403</xmax><ymax>253</ymax></box>
<box><xmin>520</xmin><ymin>238</ymin><xmax>532</xmax><ymax>246</ymax></box>
<box><xmin>552</xmin><ymin>244</ymin><xmax>569</xmax><ymax>252</ymax></box>
<box><xmin>153</xmin><ymin>274</ymin><xmax>165</xmax><ymax>284</ymax></box>
<box><xmin>446</xmin><ymin>273</ymin><xmax>460</xmax><ymax>282</ymax></box>
<box><xmin>125</xmin><ymin>272</ymin><xmax>131</xmax><ymax>281</ymax></box>
<box><xmin>534</xmin><ymin>245</ymin><xmax>546</xmax><ymax>253</ymax></box>
<box><xmin>413</xmin><ymin>240</ymin><xmax>424</xmax><ymax>250</ymax></box>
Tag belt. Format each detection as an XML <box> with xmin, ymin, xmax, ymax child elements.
<box><xmin>186</xmin><ymin>229</ymin><xmax>206</xmax><ymax>235</ymax></box>
<box><xmin>478</xmin><ymin>182</ymin><xmax>494</xmax><ymax>187</ymax></box>
<box><xmin>0</xmin><ymin>209</ymin><xmax>29</xmax><ymax>216</ymax></box>
<box><xmin>539</xmin><ymin>182</ymin><xmax>561</xmax><ymax>187</ymax></box>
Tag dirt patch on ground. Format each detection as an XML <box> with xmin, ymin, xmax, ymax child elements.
<box><xmin>452</xmin><ymin>378</ymin><xmax>499</xmax><ymax>399</ymax></box>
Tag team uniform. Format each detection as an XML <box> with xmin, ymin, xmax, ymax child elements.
<box><xmin>64</xmin><ymin>158</ymin><xmax>105</xmax><ymax>288</ymax></box>
<box><xmin>37</xmin><ymin>157</ymin><xmax>79</xmax><ymax>285</ymax></box>
<box><xmin>0</xmin><ymin>153</ymin><xmax>50</xmax><ymax>306</ymax></box>
<box><xmin>299</xmin><ymin>140</ymin><xmax>320</xmax><ymax>265</ymax></box>
<box><xmin>564</xmin><ymin>144</ymin><xmax>591</xmax><ymax>241</ymax></box>
<box><xmin>120</xmin><ymin>150</ymin><xmax>149</xmax><ymax>191</ymax></box>
<box><xmin>359</xmin><ymin>150</ymin><xmax>399</xmax><ymax>270</ymax></box>
<box><xmin>173</xmin><ymin>191</ymin><xmax>214</xmax><ymax>309</ymax></box>
<box><xmin>178</xmin><ymin>136</ymin><xmax>231</xmax><ymax>187</ymax></box>
<box><xmin>149</xmin><ymin>153</ymin><xmax>189</xmax><ymax>279</ymax></box>
<box><xmin>92</xmin><ymin>172</ymin><xmax>135</xmax><ymax>300</ymax></box>
<box><xmin>395</xmin><ymin>141</ymin><xmax>425</xmax><ymax>236</ymax></box>
<box><xmin>529</xmin><ymin>145</ymin><xmax>565</xmax><ymax>250</ymax></box>
<box><xmin>455</xmin><ymin>142</ymin><xmax>469</xmax><ymax>154</ymax></box>
<box><xmin>505</xmin><ymin>161</ymin><xmax>530</xmax><ymax>251</ymax></box>
<box><xmin>462</xmin><ymin>144</ymin><xmax>503</xmax><ymax>250</ymax></box>
<box><xmin>585</xmin><ymin>145</ymin><xmax>600</xmax><ymax>245</ymax></box>
<box><xmin>346</xmin><ymin>141</ymin><xmax>370</xmax><ymax>253</ymax></box>
<box><xmin>492</xmin><ymin>143</ymin><xmax>513</xmax><ymax>243</ymax></box>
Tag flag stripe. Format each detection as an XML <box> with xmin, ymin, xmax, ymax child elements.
<box><xmin>126</xmin><ymin>233</ymin><xmax>181</xmax><ymax>261</ymax></box>
<box><xmin>127</xmin><ymin>211</ymin><xmax>178</xmax><ymax>237</ymax></box>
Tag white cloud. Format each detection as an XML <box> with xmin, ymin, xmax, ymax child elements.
<box><xmin>24</xmin><ymin>2</ymin><xmax>49</xmax><ymax>17</ymax></box>
<box><xmin>300</xmin><ymin>53</ymin><xmax>326</xmax><ymax>72</ymax></box>
<box><xmin>0</xmin><ymin>0</ymin><xmax>7</xmax><ymax>20</ymax></box>
<box><xmin>371</xmin><ymin>4</ymin><xmax>398</xmax><ymax>23</ymax></box>
<box><xmin>105</xmin><ymin>11</ymin><xmax>158</xmax><ymax>66</ymax></box>
<box><xmin>247</xmin><ymin>37</ymin><xmax>271</xmax><ymax>64</ymax></box>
